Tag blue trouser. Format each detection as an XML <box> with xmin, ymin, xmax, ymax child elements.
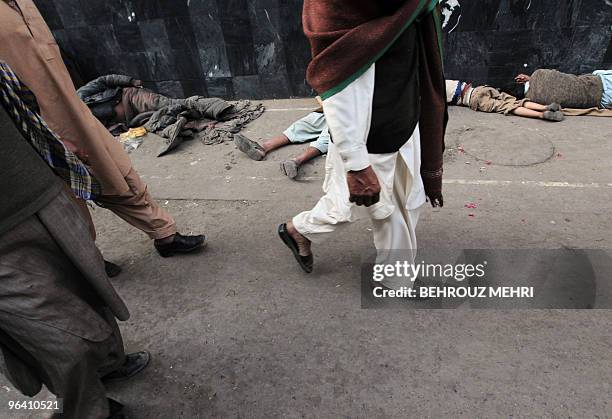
<box><xmin>283</xmin><ymin>112</ymin><xmax>329</xmax><ymax>154</ymax></box>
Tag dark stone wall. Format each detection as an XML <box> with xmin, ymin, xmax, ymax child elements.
<box><xmin>444</xmin><ymin>0</ymin><xmax>612</xmax><ymax>94</ymax></box>
<box><xmin>34</xmin><ymin>0</ymin><xmax>612</xmax><ymax>99</ymax></box>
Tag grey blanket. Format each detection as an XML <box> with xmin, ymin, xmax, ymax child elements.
<box><xmin>527</xmin><ymin>69</ymin><xmax>603</xmax><ymax>109</ymax></box>
<box><xmin>141</xmin><ymin>97</ymin><xmax>265</xmax><ymax>157</ymax></box>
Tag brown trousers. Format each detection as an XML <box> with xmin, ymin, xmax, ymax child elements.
<box><xmin>470</xmin><ymin>86</ymin><xmax>528</xmax><ymax>115</ymax></box>
<box><xmin>0</xmin><ymin>0</ymin><xmax>176</xmax><ymax>240</ymax></box>
<box><xmin>122</xmin><ymin>87</ymin><xmax>186</xmax><ymax>123</ymax></box>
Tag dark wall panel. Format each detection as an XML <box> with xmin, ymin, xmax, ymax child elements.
<box><xmin>443</xmin><ymin>0</ymin><xmax>612</xmax><ymax>94</ymax></box>
<box><xmin>35</xmin><ymin>0</ymin><xmax>612</xmax><ymax>100</ymax></box>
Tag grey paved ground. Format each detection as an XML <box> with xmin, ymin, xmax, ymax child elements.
<box><xmin>2</xmin><ymin>101</ymin><xmax>612</xmax><ymax>418</ymax></box>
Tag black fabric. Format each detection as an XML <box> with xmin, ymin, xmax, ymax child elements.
<box><xmin>366</xmin><ymin>25</ymin><xmax>420</xmax><ymax>154</ymax></box>
<box><xmin>0</xmin><ymin>105</ymin><xmax>62</xmax><ymax>236</ymax></box>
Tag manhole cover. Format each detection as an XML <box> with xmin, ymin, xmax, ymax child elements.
<box><xmin>457</xmin><ymin>124</ymin><xmax>555</xmax><ymax>166</ymax></box>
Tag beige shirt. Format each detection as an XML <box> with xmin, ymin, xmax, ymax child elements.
<box><xmin>0</xmin><ymin>0</ymin><xmax>133</xmax><ymax>194</ymax></box>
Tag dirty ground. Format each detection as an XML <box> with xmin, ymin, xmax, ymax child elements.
<box><xmin>1</xmin><ymin>101</ymin><xmax>612</xmax><ymax>418</ymax></box>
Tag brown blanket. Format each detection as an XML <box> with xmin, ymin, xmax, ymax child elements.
<box><xmin>302</xmin><ymin>0</ymin><xmax>447</xmax><ymax>198</ymax></box>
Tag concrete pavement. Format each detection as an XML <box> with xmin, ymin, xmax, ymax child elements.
<box><xmin>2</xmin><ymin>101</ymin><xmax>612</xmax><ymax>418</ymax></box>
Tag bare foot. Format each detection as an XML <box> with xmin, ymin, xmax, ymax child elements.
<box><xmin>287</xmin><ymin>221</ymin><xmax>311</xmax><ymax>256</ymax></box>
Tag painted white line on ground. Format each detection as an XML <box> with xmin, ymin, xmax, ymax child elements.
<box><xmin>443</xmin><ymin>179</ymin><xmax>612</xmax><ymax>188</ymax></box>
<box><xmin>218</xmin><ymin>176</ymin><xmax>612</xmax><ymax>188</ymax></box>
<box><xmin>142</xmin><ymin>174</ymin><xmax>612</xmax><ymax>188</ymax></box>
<box><xmin>265</xmin><ymin>108</ymin><xmax>317</xmax><ymax>112</ymax></box>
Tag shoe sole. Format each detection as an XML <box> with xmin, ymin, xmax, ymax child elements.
<box><xmin>234</xmin><ymin>134</ymin><xmax>265</xmax><ymax>161</ymax></box>
<box><xmin>280</xmin><ymin>160</ymin><xmax>299</xmax><ymax>179</ymax></box>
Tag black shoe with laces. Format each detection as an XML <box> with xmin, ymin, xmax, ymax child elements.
<box><xmin>154</xmin><ymin>233</ymin><xmax>206</xmax><ymax>257</ymax></box>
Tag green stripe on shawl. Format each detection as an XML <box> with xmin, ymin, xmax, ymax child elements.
<box><xmin>320</xmin><ymin>0</ymin><xmax>441</xmax><ymax>100</ymax></box>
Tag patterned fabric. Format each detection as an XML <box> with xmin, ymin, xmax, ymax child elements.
<box><xmin>0</xmin><ymin>61</ymin><xmax>100</xmax><ymax>200</ymax></box>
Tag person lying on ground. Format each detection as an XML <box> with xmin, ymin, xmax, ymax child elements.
<box><xmin>77</xmin><ymin>74</ymin><xmax>265</xmax><ymax>156</ymax></box>
<box><xmin>0</xmin><ymin>79</ymin><xmax>149</xmax><ymax>419</ymax></box>
<box><xmin>0</xmin><ymin>2</ymin><xmax>206</xmax><ymax>265</ymax></box>
<box><xmin>446</xmin><ymin>80</ymin><xmax>564</xmax><ymax>121</ymax></box>
<box><xmin>515</xmin><ymin>69</ymin><xmax>612</xmax><ymax>112</ymax></box>
<box><xmin>233</xmin><ymin>104</ymin><xmax>329</xmax><ymax>179</ymax></box>
<box><xmin>77</xmin><ymin>74</ymin><xmax>189</xmax><ymax>129</ymax></box>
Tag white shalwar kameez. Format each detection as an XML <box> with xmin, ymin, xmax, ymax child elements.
<box><xmin>292</xmin><ymin>64</ymin><xmax>427</xmax><ymax>290</ymax></box>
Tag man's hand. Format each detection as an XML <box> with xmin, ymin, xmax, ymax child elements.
<box><xmin>133</xmin><ymin>79</ymin><xmax>144</xmax><ymax>88</ymax></box>
<box><xmin>514</xmin><ymin>74</ymin><xmax>530</xmax><ymax>84</ymax></box>
<box><xmin>347</xmin><ymin>166</ymin><xmax>381</xmax><ymax>207</ymax></box>
<box><xmin>428</xmin><ymin>193</ymin><xmax>444</xmax><ymax>208</ymax></box>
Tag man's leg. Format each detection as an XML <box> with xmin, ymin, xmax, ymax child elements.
<box><xmin>522</xmin><ymin>101</ymin><xmax>547</xmax><ymax>111</ymax></box>
<box><xmin>286</xmin><ymin>142</ymin><xmax>400</xmax><ymax>263</ymax></box>
<box><xmin>510</xmin><ymin>106</ymin><xmax>546</xmax><ymax>119</ymax></box>
<box><xmin>0</xmin><ymin>214</ymin><xmax>125</xmax><ymax>418</ymax></box>
<box><xmin>281</xmin><ymin>124</ymin><xmax>329</xmax><ymax>179</ymax></box>
<box><xmin>0</xmin><ymin>0</ymin><xmax>204</xmax><ymax>256</ymax></box>
<box><xmin>235</xmin><ymin>112</ymin><xmax>326</xmax><ymax>161</ymax></box>
<box><xmin>97</xmin><ymin>167</ymin><xmax>177</xmax><ymax>241</ymax></box>
<box><xmin>482</xmin><ymin>93</ymin><xmax>564</xmax><ymax>121</ymax></box>
<box><xmin>286</xmin><ymin>124</ymin><xmax>425</xmax><ymax>277</ymax></box>
<box><xmin>291</xmin><ymin>142</ymin><xmax>360</xmax><ymax>243</ymax></box>
<box><xmin>280</xmin><ymin>147</ymin><xmax>322</xmax><ymax>179</ymax></box>
<box><xmin>0</xmin><ymin>311</ymin><xmax>118</xmax><ymax>419</ymax></box>
<box><xmin>511</xmin><ymin>106</ymin><xmax>565</xmax><ymax>121</ymax></box>
<box><xmin>234</xmin><ymin>134</ymin><xmax>283</xmax><ymax>161</ymax></box>
<box><xmin>371</xmin><ymin>150</ymin><xmax>423</xmax><ymax>290</ymax></box>
<box><xmin>96</xmin><ymin>166</ymin><xmax>205</xmax><ymax>255</ymax></box>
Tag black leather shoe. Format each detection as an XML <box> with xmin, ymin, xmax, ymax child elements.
<box><xmin>154</xmin><ymin>233</ymin><xmax>206</xmax><ymax>257</ymax></box>
<box><xmin>102</xmin><ymin>351</ymin><xmax>151</xmax><ymax>383</ymax></box>
<box><xmin>104</xmin><ymin>260</ymin><xmax>122</xmax><ymax>278</ymax></box>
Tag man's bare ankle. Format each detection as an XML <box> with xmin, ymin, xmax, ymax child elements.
<box><xmin>287</xmin><ymin>222</ymin><xmax>311</xmax><ymax>255</ymax></box>
<box><xmin>287</xmin><ymin>222</ymin><xmax>300</xmax><ymax>237</ymax></box>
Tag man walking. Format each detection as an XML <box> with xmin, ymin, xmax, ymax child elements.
<box><xmin>0</xmin><ymin>0</ymin><xmax>205</xmax><ymax>258</ymax></box>
<box><xmin>0</xmin><ymin>64</ymin><xmax>148</xmax><ymax>418</ymax></box>
<box><xmin>278</xmin><ymin>0</ymin><xmax>447</xmax><ymax>291</ymax></box>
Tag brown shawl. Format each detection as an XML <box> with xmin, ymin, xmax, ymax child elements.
<box><xmin>303</xmin><ymin>0</ymin><xmax>448</xmax><ymax>198</ymax></box>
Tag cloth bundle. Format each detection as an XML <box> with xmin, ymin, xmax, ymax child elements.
<box><xmin>135</xmin><ymin>97</ymin><xmax>265</xmax><ymax>157</ymax></box>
